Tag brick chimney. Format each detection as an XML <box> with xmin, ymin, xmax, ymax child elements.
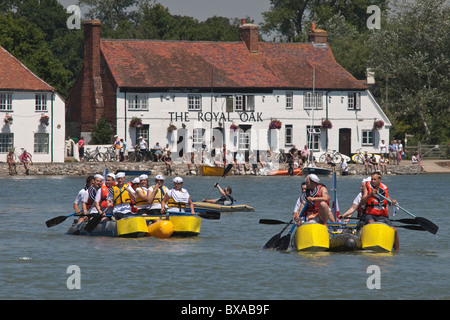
<box><xmin>80</xmin><ymin>20</ymin><xmax>104</xmax><ymax>136</ymax></box>
<box><xmin>239</xmin><ymin>19</ymin><xmax>259</xmax><ymax>53</ymax></box>
<box><xmin>308</xmin><ymin>22</ymin><xmax>328</xmax><ymax>44</ymax></box>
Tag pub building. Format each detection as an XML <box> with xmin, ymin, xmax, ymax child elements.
<box><xmin>66</xmin><ymin>19</ymin><xmax>390</xmax><ymax>163</ymax></box>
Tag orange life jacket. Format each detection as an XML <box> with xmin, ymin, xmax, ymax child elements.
<box><xmin>365</xmin><ymin>181</ymin><xmax>389</xmax><ymax>216</ymax></box>
<box><xmin>305</xmin><ymin>184</ymin><xmax>329</xmax><ymax>221</ymax></box>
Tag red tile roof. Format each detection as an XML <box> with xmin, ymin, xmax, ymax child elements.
<box><xmin>0</xmin><ymin>46</ymin><xmax>56</xmax><ymax>91</ymax></box>
<box><xmin>100</xmin><ymin>39</ymin><xmax>366</xmax><ymax>91</ymax></box>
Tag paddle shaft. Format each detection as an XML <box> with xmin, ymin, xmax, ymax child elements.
<box><xmin>203</xmin><ymin>164</ymin><xmax>233</xmax><ymax>200</ymax></box>
<box><xmin>377</xmin><ymin>192</ymin><xmax>438</xmax><ymax>234</ymax></box>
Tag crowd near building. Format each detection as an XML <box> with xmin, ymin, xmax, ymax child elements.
<box><xmin>2</xmin><ymin>18</ymin><xmax>391</xmax><ymax>165</ymax></box>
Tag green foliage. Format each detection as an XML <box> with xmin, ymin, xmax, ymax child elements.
<box><xmin>90</xmin><ymin>117</ymin><xmax>113</xmax><ymax>144</ymax></box>
<box><xmin>367</xmin><ymin>0</ymin><xmax>450</xmax><ymax>144</ymax></box>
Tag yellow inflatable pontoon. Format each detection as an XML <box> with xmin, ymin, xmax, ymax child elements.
<box><xmin>293</xmin><ymin>221</ymin><xmax>330</xmax><ymax>251</ymax></box>
<box><xmin>360</xmin><ymin>222</ymin><xmax>395</xmax><ymax>252</ymax></box>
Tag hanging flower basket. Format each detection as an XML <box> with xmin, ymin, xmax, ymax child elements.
<box><xmin>321</xmin><ymin>119</ymin><xmax>332</xmax><ymax>129</ymax></box>
<box><xmin>373</xmin><ymin>120</ymin><xmax>384</xmax><ymax>130</ymax></box>
<box><xmin>4</xmin><ymin>114</ymin><xmax>13</xmax><ymax>125</ymax></box>
<box><xmin>167</xmin><ymin>123</ymin><xmax>177</xmax><ymax>133</ymax></box>
<box><xmin>129</xmin><ymin>117</ymin><xmax>143</xmax><ymax>128</ymax></box>
<box><xmin>40</xmin><ymin>115</ymin><xmax>49</xmax><ymax>126</ymax></box>
<box><xmin>269</xmin><ymin>119</ymin><xmax>282</xmax><ymax>130</ymax></box>
<box><xmin>230</xmin><ymin>123</ymin><xmax>239</xmax><ymax>132</ymax></box>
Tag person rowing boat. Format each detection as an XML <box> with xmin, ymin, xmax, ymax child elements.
<box><xmin>292</xmin><ymin>174</ymin><xmax>334</xmax><ymax>227</ymax></box>
<box><xmin>360</xmin><ymin>171</ymin><xmax>399</xmax><ymax>250</ymax></box>
<box><xmin>108</xmin><ymin>172</ymin><xmax>136</xmax><ymax>216</ymax></box>
<box><xmin>161</xmin><ymin>177</ymin><xmax>195</xmax><ymax>215</ymax></box>
<box><xmin>202</xmin><ymin>183</ymin><xmax>234</xmax><ymax>205</ymax></box>
<box><xmin>147</xmin><ymin>174</ymin><xmax>169</xmax><ymax>215</ymax></box>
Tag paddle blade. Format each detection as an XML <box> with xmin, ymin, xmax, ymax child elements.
<box><xmin>45</xmin><ymin>216</ymin><xmax>68</xmax><ymax>228</ymax></box>
<box><xmin>84</xmin><ymin>214</ymin><xmax>103</xmax><ymax>233</ymax></box>
<box><xmin>263</xmin><ymin>234</ymin><xmax>282</xmax><ymax>249</ymax></box>
<box><xmin>416</xmin><ymin>217</ymin><xmax>439</xmax><ymax>235</ymax></box>
<box><xmin>259</xmin><ymin>219</ymin><xmax>287</xmax><ymax>225</ymax></box>
<box><xmin>275</xmin><ymin>234</ymin><xmax>292</xmax><ymax>251</ymax></box>
<box><xmin>197</xmin><ymin>211</ymin><xmax>220</xmax><ymax>220</ymax></box>
<box><xmin>223</xmin><ymin>164</ymin><xmax>233</xmax><ymax>177</ymax></box>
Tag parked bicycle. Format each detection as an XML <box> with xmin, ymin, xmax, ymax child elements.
<box><xmin>128</xmin><ymin>147</ymin><xmax>155</xmax><ymax>162</ymax></box>
<box><xmin>319</xmin><ymin>149</ymin><xmax>342</xmax><ymax>164</ymax></box>
<box><xmin>103</xmin><ymin>146</ymin><xmax>116</xmax><ymax>162</ymax></box>
<box><xmin>83</xmin><ymin>146</ymin><xmax>106</xmax><ymax>162</ymax></box>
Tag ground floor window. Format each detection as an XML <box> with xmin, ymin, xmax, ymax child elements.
<box><xmin>0</xmin><ymin>133</ymin><xmax>13</xmax><ymax>153</ymax></box>
<box><xmin>34</xmin><ymin>133</ymin><xmax>49</xmax><ymax>153</ymax></box>
<box><xmin>285</xmin><ymin>124</ymin><xmax>293</xmax><ymax>146</ymax></box>
<box><xmin>135</xmin><ymin>125</ymin><xmax>149</xmax><ymax>147</ymax></box>
<box><xmin>307</xmin><ymin>126</ymin><xmax>321</xmax><ymax>151</ymax></box>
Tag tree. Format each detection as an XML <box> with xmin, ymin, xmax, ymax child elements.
<box><xmin>0</xmin><ymin>14</ymin><xmax>71</xmax><ymax>96</ymax></box>
<box><xmin>367</xmin><ymin>0</ymin><xmax>450</xmax><ymax>144</ymax></box>
<box><xmin>90</xmin><ymin>117</ymin><xmax>113</xmax><ymax>144</ymax></box>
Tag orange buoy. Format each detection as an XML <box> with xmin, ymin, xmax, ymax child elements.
<box><xmin>147</xmin><ymin>220</ymin><xmax>174</xmax><ymax>239</ymax></box>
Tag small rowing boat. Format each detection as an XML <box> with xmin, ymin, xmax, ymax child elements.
<box><xmin>268</xmin><ymin>168</ymin><xmax>303</xmax><ymax>176</ymax></box>
<box><xmin>67</xmin><ymin>214</ymin><xmax>201</xmax><ymax>238</ymax></box>
<box><xmin>200</xmin><ymin>165</ymin><xmax>227</xmax><ymax>176</ymax></box>
<box><xmin>360</xmin><ymin>222</ymin><xmax>395</xmax><ymax>252</ymax></box>
<box><xmin>192</xmin><ymin>201</ymin><xmax>255</xmax><ymax>212</ymax></box>
<box><xmin>302</xmin><ymin>166</ymin><xmax>332</xmax><ymax>176</ymax></box>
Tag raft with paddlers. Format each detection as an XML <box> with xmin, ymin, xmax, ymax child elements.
<box><xmin>65</xmin><ymin>213</ymin><xmax>205</xmax><ymax>238</ymax></box>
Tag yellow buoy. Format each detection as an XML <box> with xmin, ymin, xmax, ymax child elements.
<box><xmin>147</xmin><ymin>220</ymin><xmax>174</xmax><ymax>239</ymax></box>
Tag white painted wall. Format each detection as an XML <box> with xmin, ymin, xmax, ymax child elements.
<box><xmin>114</xmin><ymin>89</ymin><xmax>390</xmax><ymax>160</ymax></box>
<box><xmin>1</xmin><ymin>91</ymin><xmax>65</xmax><ymax>163</ymax></box>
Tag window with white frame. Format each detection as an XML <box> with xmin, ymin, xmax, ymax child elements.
<box><xmin>0</xmin><ymin>93</ymin><xmax>12</xmax><ymax>111</ymax></box>
<box><xmin>0</xmin><ymin>133</ymin><xmax>13</xmax><ymax>153</ymax></box>
<box><xmin>238</xmin><ymin>130</ymin><xmax>250</xmax><ymax>150</ymax></box>
<box><xmin>304</xmin><ymin>92</ymin><xmax>323</xmax><ymax>109</ymax></box>
<box><xmin>348</xmin><ymin>92</ymin><xmax>361</xmax><ymax>110</ymax></box>
<box><xmin>285</xmin><ymin>125</ymin><xmax>293</xmax><ymax>146</ymax></box>
<box><xmin>35</xmin><ymin>94</ymin><xmax>47</xmax><ymax>112</ymax></box>
<box><xmin>193</xmin><ymin>128</ymin><xmax>205</xmax><ymax>147</ymax></box>
<box><xmin>307</xmin><ymin>126</ymin><xmax>321</xmax><ymax>151</ymax></box>
<box><xmin>188</xmin><ymin>94</ymin><xmax>202</xmax><ymax>111</ymax></box>
<box><xmin>362</xmin><ymin>130</ymin><xmax>374</xmax><ymax>145</ymax></box>
<box><xmin>230</xmin><ymin>95</ymin><xmax>255</xmax><ymax>112</ymax></box>
<box><xmin>34</xmin><ymin>133</ymin><xmax>49</xmax><ymax>153</ymax></box>
<box><xmin>286</xmin><ymin>91</ymin><xmax>293</xmax><ymax>109</ymax></box>
<box><xmin>128</xmin><ymin>93</ymin><xmax>148</xmax><ymax>111</ymax></box>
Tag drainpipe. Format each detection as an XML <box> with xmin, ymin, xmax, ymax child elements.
<box><xmin>124</xmin><ymin>91</ymin><xmax>127</xmax><ymax>141</ymax></box>
<box><xmin>51</xmin><ymin>92</ymin><xmax>54</xmax><ymax>162</ymax></box>
<box><xmin>325</xmin><ymin>91</ymin><xmax>331</xmax><ymax>150</ymax></box>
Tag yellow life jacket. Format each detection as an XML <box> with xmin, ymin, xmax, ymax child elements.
<box><xmin>135</xmin><ymin>187</ymin><xmax>149</xmax><ymax>206</ymax></box>
<box><xmin>150</xmin><ymin>185</ymin><xmax>168</xmax><ymax>205</ymax></box>
<box><xmin>112</xmin><ymin>184</ymin><xmax>131</xmax><ymax>205</ymax></box>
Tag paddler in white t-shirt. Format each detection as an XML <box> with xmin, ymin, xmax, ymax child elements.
<box><xmin>160</xmin><ymin>177</ymin><xmax>195</xmax><ymax>215</ymax></box>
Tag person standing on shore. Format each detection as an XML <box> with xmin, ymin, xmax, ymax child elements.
<box><xmin>78</xmin><ymin>137</ymin><xmax>85</xmax><ymax>162</ymax></box>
